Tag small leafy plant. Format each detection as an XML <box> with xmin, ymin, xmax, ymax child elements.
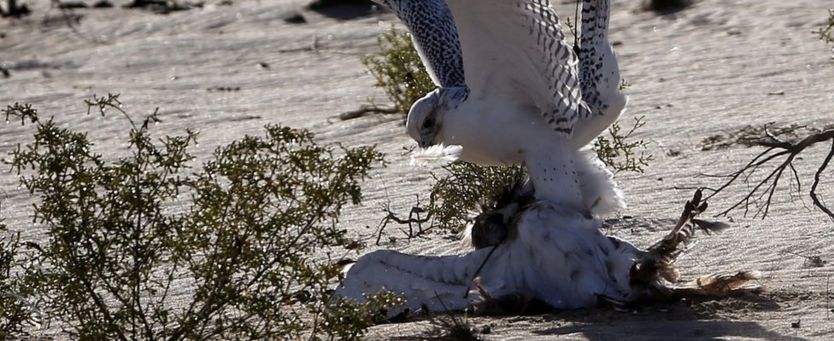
<box><xmin>323</xmin><ymin>291</ymin><xmax>407</xmax><ymax>340</ymax></box>
<box><xmin>1</xmin><ymin>97</ymin><xmax>393</xmax><ymax>339</ymax></box>
<box><xmin>594</xmin><ymin>116</ymin><xmax>654</xmax><ymax>174</ymax></box>
<box><xmin>814</xmin><ymin>9</ymin><xmax>834</xmax><ymax>45</ymax></box>
<box><xmin>363</xmin><ymin>27</ymin><xmax>435</xmax><ymax>115</ymax></box>
<box><xmin>0</xmin><ymin>217</ymin><xmax>31</xmax><ymax>339</ymax></box>
<box><xmin>815</xmin><ymin>9</ymin><xmax>834</xmax><ymax>58</ymax></box>
<box><xmin>425</xmin><ymin>163</ymin><xmax>526</xmax><ymax>232</ymax></box>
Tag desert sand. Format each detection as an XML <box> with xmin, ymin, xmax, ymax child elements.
<box><xmin>1</xmin><ymin>0</ymin><xmax>833</xmax><ymax>339</ymax></box>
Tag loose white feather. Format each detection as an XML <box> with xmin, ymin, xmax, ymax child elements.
<box><xmin>409</xmin><ymin>144</ymin><xmax>463</xmax><ymax>166</ymax></box>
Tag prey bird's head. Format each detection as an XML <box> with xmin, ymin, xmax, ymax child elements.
<box><xmin>406</xmin><ymin>87</ymin><xmax>468</xmax><ymax>148</ymax></box>
<box><xmin>470</xmin><ymin>170</ymin><xmax>534</xmax><ymax>249</ymax></box>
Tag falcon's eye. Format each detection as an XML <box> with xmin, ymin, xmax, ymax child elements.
<box><xmin>422</xmin><ymin>118</ymin><xmax>434</xmax><ymax>129</ymax></box>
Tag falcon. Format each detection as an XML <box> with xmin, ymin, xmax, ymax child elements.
<box><xmin>376</xmin><ymin>0</ymin><xmax>627</xmax><ymax>211</ymax></box>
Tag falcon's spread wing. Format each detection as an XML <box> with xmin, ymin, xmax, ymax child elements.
<box><xmin>579</xmin><ymin>0</ymin><xmax>622</xmax><ymax>116</ymax></box>
<box><xmin>379</xmin><ymin>0</ymin><xmax>594</xmax><ymax>135</ymax></box>
<box><xmin>570</xmin><ymin>0</ymin><xmax>627</xmax><ymax>148</ymax></box>
<box><xmin>376</xmin><ymin>0</ymin><xmax>466</xmax><ymax>88</ymax></box>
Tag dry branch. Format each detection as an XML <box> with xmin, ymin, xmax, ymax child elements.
<box><xmin>704</xmin><ymin>126</ymin><xmax>834</xmax><ymax>221</ymax></box>
<box><xmin>338</xmin><ymin>104</ymin><xmax>400</xmax><ymax>121</ymax></box>
<box><xmin>374</xmin><ymin>195</ymin><xmax>434</xmax><ymax>245</ymax></box>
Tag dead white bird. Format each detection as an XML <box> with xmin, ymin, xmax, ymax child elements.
<box><xmin>334</xmin><ymin>188</ymin><xmax>759</xmax><ymax>316</ymax></box>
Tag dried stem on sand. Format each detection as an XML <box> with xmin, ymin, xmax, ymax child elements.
<box><xmin>704</xmin><ymin>127</ymin><xmax>834</xmax><ymax>220</ymax></box>
<box><xmin>337</xmin><ymin>104</ymin><xmax>400</xmax><ymax>121</ymax></box>
<box><xmin>374</xmin><ymin>195</ymin><xmax>433</xmax><ymax>245</ymax></box>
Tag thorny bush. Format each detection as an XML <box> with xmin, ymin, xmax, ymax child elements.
<box><xmin>363</xmin><ymin>27</ymin><xmax>436</xmax><ymax>115</ymax></box>
<box><xmin>0</xmin><ymin>98</ymin><xmax>398</xmax><ymax>340</ymax></box>
<box><xmin>0</xmin><ymin>217</ymin><xmax>30</xmax><ymax>339</ymax></box>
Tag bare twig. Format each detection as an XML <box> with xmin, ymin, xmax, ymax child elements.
<box><xmin>337</xmin><ymin>104</ymin><xmax>400</xmax><ymax>121</ymax></box>
<box><xmin>277</xmin><ymin>36</ymin><xmax>321</xmax><ymax>53</ymax></box>
<box><xmin>811</xmin><ymin>141</ymin><xmax>834</xmax><ymax>219</ymax></box>
<box><xmin>43</xmin><ymin>0</ymin><xmax>111</xmax><ymax>45</ymax></box>
<box><xmin>784</xmin><ymin>251</ymin><xmax>826</xmax><ymax>268</ymax></box>
<box><xmin>705</xmin><ymin>126</ymin><xmax>834</xmax><ymax>220</ymax></box>
<box><xmin>813</xmin><ymin>9</ymin><xmax>834</xmax><ymax>44</ymax></box>
<box><xmin>374</xmin><ymin>195</ymin><xmax>434</xmax><ymax>245</ymax></box>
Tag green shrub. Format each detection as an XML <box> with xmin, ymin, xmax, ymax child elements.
<box><xmin>362</xmin><ymin>27</ymin><xmax>435</xmax><ymax>114</ymax></box>
<box><xmin>424</xmin><ymin>162</ymin><xmax>526</xmax><ymax>232</ymax></box>
<box><xmin>814</xmin><ymin>9</ymin><xmax>834</xmax><ymax>45</ymax></box>
<box><xmin>815</xmin><ymin>9</ymin><xmax>834</xmax><ymax>58</ymax></box>
<box><xmin>593</xmin><ymin>116</ymin><xmax>653</xmax><ymax>174</ymax></box>
<box><xmin>323</xmin><ymin>291</ymin><xmax>407</xmax><ymax>340</ymax></box>
<box><xmin>2</xmin><ymin>97</ymin><xmax>390</xmax><ymax>339</ymax></box>
<box><xmin>0</xmin><ymin>219</ymin><xmax>31</xmax><ymax>339</ymax></box>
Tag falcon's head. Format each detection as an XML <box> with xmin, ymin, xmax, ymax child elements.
<box><xmin>406</xmin><ymin>87</ymin><xmax>468</xmax><ymax>148</ymax></box>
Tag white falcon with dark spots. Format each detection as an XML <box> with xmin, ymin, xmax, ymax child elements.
<box><xmin>377</xmin><ymin>0</ymin><xmax>627</xmax><ymax>213</ymax></box>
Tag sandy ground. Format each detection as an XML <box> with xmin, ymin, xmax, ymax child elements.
<box><xmin>2</xmin><ymin>0</ymin><xmax>834</xmax><ymax>339</ymax></box>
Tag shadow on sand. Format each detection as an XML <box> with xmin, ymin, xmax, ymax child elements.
<box><xmin>305</xmin><ymin>0</ymin><xmax>382</xmax><ymax>21</ymax></box>
<box><xmin>534</xmin><ymin>293</ymin><xmax>803</xmax><ymax>340</ymax></box>
<box><xmin>538</xmin><ymin>319</ymin><xmax>802</xmax><ymax>340</ymax></box>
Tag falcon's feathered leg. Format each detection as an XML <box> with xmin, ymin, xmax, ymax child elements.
<box><xmin>575</xmin><ymin>148</ymin><xmax>626</xmax><ymax>217</ymax></box>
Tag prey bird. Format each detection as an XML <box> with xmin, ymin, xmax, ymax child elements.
<box><xmin>376</xmin><ymin>0</ymin><xmax>627</xmax><ymax>212</ymax></box>
<box><xmin>335</xmin><ymin>184</ymin><xmax>759</xmax><ymax>316</ymax></box>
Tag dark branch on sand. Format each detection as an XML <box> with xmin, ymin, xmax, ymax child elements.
<box><xmin>704</xmin><ymin>126</ymin><xmax>834</xmax><ymax>221</ymax></box>
<box><xmin>338</xmin><ymin>104</ymin><xmax>400</xmax><ymax>121</ymax></box>
<box><xmin>374</xmin><ymin>195</ymin><xmax>435</xmax><ymax>245</ymax></box>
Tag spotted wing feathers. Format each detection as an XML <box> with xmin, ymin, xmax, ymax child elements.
<box><xmin>378</xmin><ymin>0</ymin><xmax>597</xmax><ymax>135</ymax></box>
<box><xmin>376</xmin><ymin>0</ymin><xmax>467</xmax><ymax>88</ymax></box>
<box><xmin>508</xmin><ymin>0</ymin><xmax>594</xmax><ymax>134</ymax></box>
<box><xmin>579</xmin><ymin>0</ymin><xmax>622</xmax><ymax>116</ymax></box>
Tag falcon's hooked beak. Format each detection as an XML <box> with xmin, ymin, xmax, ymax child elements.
<box><xmin>418</xmin><ymin>134</ymin><xmax>436</xmax><ymax>148</ymax></box>
<box><xmin>417</xmin><ymin>108</ymin><xmax>443</xmax><ymax>148</ymax></box>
